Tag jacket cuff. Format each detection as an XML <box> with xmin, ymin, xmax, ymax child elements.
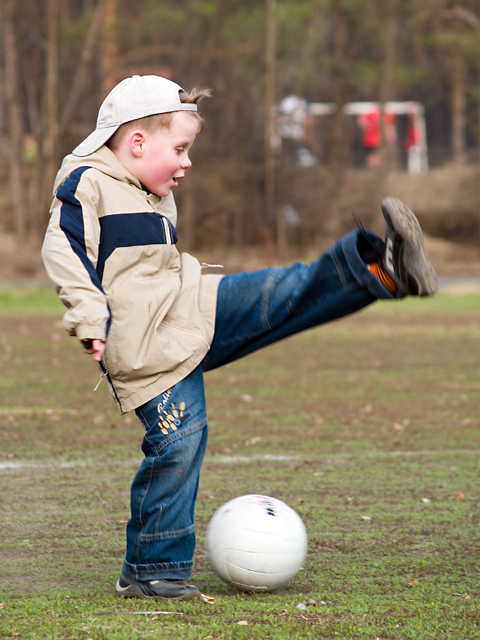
<box><xmin>73</xmin><ymin>325</ymin><xmax>106</xmax><ymax>342</ymax></box>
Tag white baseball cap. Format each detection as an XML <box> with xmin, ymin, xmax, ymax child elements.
<box><xmin>72</xmin><ymin>75</ymin><xmax>198</xmax><ymax>157</ymax></box>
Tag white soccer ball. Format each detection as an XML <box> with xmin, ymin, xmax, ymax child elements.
<box><xmin>206</xmin><ymin>494</ymin><xmax>308</xmax><ymax>592</ymax></box>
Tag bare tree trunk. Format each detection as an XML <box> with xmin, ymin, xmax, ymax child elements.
<box><xmin>23</xmin><ymin>47</ymin><xmax>44</xmax><ymax>238</ymax></box>
<box><xmin>198</xmin><ymin>0</ymin><xmax>236</xmax><ymax>80</ymax></box>
<box><xmin>40</xmin><ymin>0</ymin><xmax>107</xmax><ymax>238</ymax></box>
<box><xmin>289</xmin><ymin>4</ymin><xmax>326</xmax><ymax>95</ymax></box>
<box><xmin>60</xmin><ymin>0</ymin><xmax>107</xmax><ymax>133</ymax></box>
<box><xmin>1</xmin><ymin>0</ymin><xmax>26</xmax><ymax>242</ymax></box>
<box><xmin>450</xmin><ymin>53</ymin><xmax>466</xmax><ymax>165</ymax></box>
<box><xmin>39</xmin><ymin>0</ymin><xmax>59</xmax><ymax>242</ymax></box>
<box><xmin>101</xmin><ymin>0</ymin><xmax>118</xmax><ymax>95</ymax></box>
<box><xmin>374</xmin><ymin>0</ymin><xmax>399</xmax><ymax>232</ymax></box>
<box><xmin>45</xmin><ymin>0</ymin><xmax>59</xmax><ymax>161</ymax></box>
<box><xmin>264</xmin><ymin>0</ymin><xmax>277</xmax><ymax>256</ymax></box>
<box><xmin>1</xmin><ymin>0</ymin><xmax>108</xmax><ymax>251</ymax></box>
<box><xmin>316</xmin><ymin>0</ymin><xmax>348</xmax><ymax>245</ymax></box>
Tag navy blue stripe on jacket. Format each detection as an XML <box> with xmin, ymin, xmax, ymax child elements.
<box><xmin>97</xmin><ymin>212</ymin><xmax>178</xmax><ymax>281</ymax></box>
<box><xmin>57</xmin><ymin>166</ymin><xmax>114</xmax><ymax>338</ymax></box>
<box><xmin>58</xmin><ymin>167</ymin><xmax>105</xmax><ymax>294</ymax></box>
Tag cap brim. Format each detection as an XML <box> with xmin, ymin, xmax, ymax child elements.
<box><xmin>72</xmin><ymin>125</ymin><xmax>120</xmax><ymax>157</ymax></box>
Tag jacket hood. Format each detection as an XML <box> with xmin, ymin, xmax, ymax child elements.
<box><xmin>54</xmin><ymin>145</ymin><xmax>144</xmax><ymax>195</ymax></box>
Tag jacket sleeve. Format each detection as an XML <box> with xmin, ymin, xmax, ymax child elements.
<box><xmin>41</xmin><ymin>168</ymin><xmax>110</xmax><ymax>341</ymax></box>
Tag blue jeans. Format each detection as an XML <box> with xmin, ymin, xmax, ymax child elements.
<box><xmin>123</xmin><ymin>230</ymin><xmax>393</xmax><ymax>581</ymax></box>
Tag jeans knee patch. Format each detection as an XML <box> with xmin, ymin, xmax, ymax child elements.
<box><xmin>148</xmin><ymin>427</ymin><xmax>205</xmax><ymax>477</ymax></box>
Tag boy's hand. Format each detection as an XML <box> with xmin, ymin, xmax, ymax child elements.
<box><xmin>81</xmin><ymin>338</ymin><xmax>105</xmax><ymax>362</ymax></box>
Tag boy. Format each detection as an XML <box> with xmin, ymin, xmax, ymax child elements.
<box><xmin>42</xmin><ymin>75</ymin><xmax>438</xmax><ymax>601</ymax></box>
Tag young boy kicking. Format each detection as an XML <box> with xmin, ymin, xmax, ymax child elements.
<box><xmin>42</xmin><ymin>75</ymin><xmax>438</xmax><ymax>601</ymax></box>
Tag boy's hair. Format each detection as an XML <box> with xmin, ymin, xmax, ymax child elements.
<box><xmin>107</xmin><ymin>87</ymin><xmax>211</xmax><ymax>152</ymax></box>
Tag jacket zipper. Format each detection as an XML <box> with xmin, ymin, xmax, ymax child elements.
<box><xmin>162</xmin><ymin>217</ymin><xmax>172</xmax><ymax>245</ymax></box>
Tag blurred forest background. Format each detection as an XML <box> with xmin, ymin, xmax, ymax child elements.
<box><xmin>0</xmin><ymin>0</ymin><xmax>479</xmax><ymax>278</ymax></box>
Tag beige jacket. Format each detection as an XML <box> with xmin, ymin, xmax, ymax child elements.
<box><xmin>42</xmin><ymin>146</ymin><xmax>223</xmax><ymax>413</ymax></box>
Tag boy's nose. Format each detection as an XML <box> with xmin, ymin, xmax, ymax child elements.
<box><xmin>181</xmin><ymin>155</ymin><xmax>192</xmax><ymax>169</ymax></box>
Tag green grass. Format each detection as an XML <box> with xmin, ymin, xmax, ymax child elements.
<box><xmin>0</xmin><ymin>285</ymin><xmax>62</xmax><ymax>315</ymax></box>
<box><xmin>0</xmin><ymin>287</ymin><xmax>479</xmax><ymax>638</ymax></box>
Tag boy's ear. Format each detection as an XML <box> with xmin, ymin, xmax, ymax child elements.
<box><xmin>128</xmin><ymin>130</ymin><xmax>146</xmax><ymax>157</ymax></box>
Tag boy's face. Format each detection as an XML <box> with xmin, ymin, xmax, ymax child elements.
<box><xmin>130</xmin><ymin>111</ymin><xmax>198</xmax><ymax>197</ymax></box>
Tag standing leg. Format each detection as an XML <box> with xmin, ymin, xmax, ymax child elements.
<box><xmin>116</xmin><ymin>365</ymin><xmax>206</xmax><ymax>600</ymax></box>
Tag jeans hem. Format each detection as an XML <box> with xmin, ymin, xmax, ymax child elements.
<box><xmin>341</xmin><ymin>230</ymin><xmax>395</xmax><ymax>300</ymax></box>
<box><xmin>122</xmin><ymin>559</ymin><xmax>193</xmax><ymax>582</ymax></box>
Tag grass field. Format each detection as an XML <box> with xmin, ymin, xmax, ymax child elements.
<box><xmin>0</xmin><ymin>286</ymin><xmax>479</xmax><ymax>639</ymax></box>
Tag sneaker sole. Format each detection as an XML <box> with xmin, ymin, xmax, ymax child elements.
<box><xmin>115</xmin><ymin>579</ymin><xmax>201</xmax><ymax>601</ymax></box>
<box><xmin>381</xmin><ymin>197</ymin><xmax>438</xmax><ymax>296</ymax></box>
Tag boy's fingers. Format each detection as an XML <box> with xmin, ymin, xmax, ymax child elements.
<box><xmin>91</xmin><ymin>339</ymin><xmax>106</xmax><ymax>362</ymax></box>
<box><xmin>81</xmin><ymin>338</ymin><xmax>105</xmax><ymax>361</ymax></box>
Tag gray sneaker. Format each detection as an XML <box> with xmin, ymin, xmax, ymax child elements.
<box><xmin>115</xmin><ymin>574</ymin><xmax>201</xmax><ymax>601</ymax></box>
<box><xmin>381</xmin><ymin>197</ymin><xmax>438</xmax><ymax>298</ymax></box>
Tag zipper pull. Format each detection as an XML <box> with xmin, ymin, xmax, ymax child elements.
<box><xmin>93</xmin><ymin>371</ymin><xmax>108</xmax><ymax>392</ymax></box>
